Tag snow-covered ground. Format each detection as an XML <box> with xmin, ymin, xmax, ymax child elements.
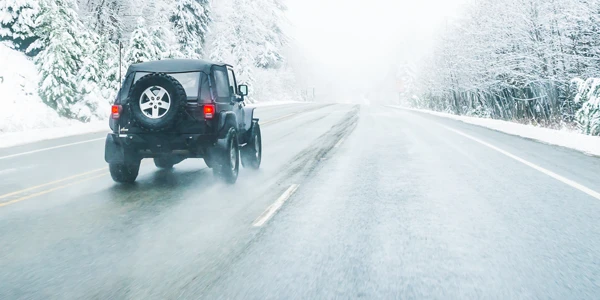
<box><xmin>396</xmin><ymin>106</ymin><xmax>600</xmax><ymax>157</ymax></box>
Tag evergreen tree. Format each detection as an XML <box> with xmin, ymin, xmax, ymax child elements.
<box><xmin>75</xmin><ymin>29</ymin><xmax>111</xmax><ymax>120</ymax></box>
<box><xmin>34</xmin><ymin>0</ymin><xmax>85</xmax><ymax>119</ymax></box>
<box><xmin>100</xmin><ymin>39</ymin><xmax>124</xmax><ymax>101</ymax></box>
<box><xmin>254</xmin><ymin>0</ymin><xmax>287</xmax><ymax>69</ymax></box>
<box><xmin>150</xmin><ymin>25</ymin><xmax>183</xmax><ymax>60</ymax></box>
<box><xmin>0</xmin><ymin>0</ymin><xmax>41</xmax><ymax>56</ymax></box>
<box><xmin>124</xmin><ymin>19</ymin><xmax>158</xmax><ymax>64</ymax></box>
<box><xmin>170</xmin><ymin>0</ymin><xmax>210</xmax><ymax>58</ymax></box>
<box><xmin>80</xmin><ymin>0</ymin><xmax>124</xmax><ymax>42</ymax></box>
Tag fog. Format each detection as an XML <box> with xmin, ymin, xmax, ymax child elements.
<box><xmin>286</xmin><ymin>0</ymin><xmax>468</xmax><ymax>104</ymax></box>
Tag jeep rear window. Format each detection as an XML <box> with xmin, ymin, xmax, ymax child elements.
<box><xmin>134</xmin><ymin>72</ymin><xmax>200</xmax><ymax>99</ymax></box>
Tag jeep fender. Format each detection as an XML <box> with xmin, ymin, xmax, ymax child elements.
<box><xmin>243</xmin><ymin>107</ymin><xmax>256</xmax><ymax>131</ymax></box>
<box><xmin>217</xmin><ymin>111</ymin><xmax>238</xmax><ymax>138</ymax></box>
<box><xmin>105</xmin><ymin>134</ymin><xmax>141</xmax><ymax>164</ymax></box>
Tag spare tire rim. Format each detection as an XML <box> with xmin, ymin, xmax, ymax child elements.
<box><xmin>139</xmin><ymin>86</ymin><xmax>171</xmax><ymax>119</ymax></box>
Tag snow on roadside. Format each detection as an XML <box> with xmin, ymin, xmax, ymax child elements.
<box><xmin>396</xmin><ymin>106</ymin><xmax>600</xmax><ymax>157</ymax></box>
<box><xmin>0</xmin><ymin>43</ymin><xmax>109</xmax><ymax>148</ymax></box>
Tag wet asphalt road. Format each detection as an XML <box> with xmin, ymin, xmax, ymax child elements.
<box><xmin>1</xmin><ymin>103</ymin><xmax>600</xmax><ymax>299</ymax></box>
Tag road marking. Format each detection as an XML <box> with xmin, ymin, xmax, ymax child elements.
<box><xmin>0</xmin><ymin>137</ymin><xmax>105</xmax><ymax>160</ymax></box>
<box><xmin>0</xmin><ymin>167</ymin><xmax>108</xmax><ymax>200</ymax></box>
<box><xmin>262</xmin><ymin>112</ymin><xmax>303</xmax><ymax>126</ymax></box>
<box><xmin>253</xmin><ymin>184</ymin><xmax>300</xmax><ymax>227</ymax></box>
<box><xmin>334</xmin><ymin>137</ymin><xmax>345</xmax><ymax>148</ymax></box>
<box><xmin>443</xmin><ymin>125</ymin><xmax>600</xmax><ymax>201</ymax></box>
<box><xmin>0</xmin><ymin>172</ymin><xmax>108</xmax><ymax>207</ymax></box>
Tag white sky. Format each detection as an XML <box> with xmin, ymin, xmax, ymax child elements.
<box><xmin>285</xmin><ymin>0</ymin><xmax>468</xmax><ymax>99</ymax></box>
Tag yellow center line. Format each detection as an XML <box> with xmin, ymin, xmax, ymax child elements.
<box><xmin>262</xmin><ymin>112</ymin><xmax>302</xmax><ymax>125</ymax></box>
<box><xmin>0</xmin><ymin>172</ymin><xmax>108</xmax><ymax>207</ymax></box>
<box><xmin>0</xmin><ymin>167</ymin><xmax>108</xmax><ymax>200</ymax></box>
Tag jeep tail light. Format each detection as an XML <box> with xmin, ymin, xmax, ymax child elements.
<box><xmin>111</xmin><ymin>105</ymin><xmax>122</xmax><ymax>119</ymax></box>
<box><xmin>204</xmin><ymin>104</ymin><xmax>215</xmax><ymax>119</ymax></box>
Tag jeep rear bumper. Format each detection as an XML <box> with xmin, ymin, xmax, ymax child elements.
<box><xmin>104</xmin><ymin>133</ymin><xmax>217</xmax><ymax>164</ymax></box>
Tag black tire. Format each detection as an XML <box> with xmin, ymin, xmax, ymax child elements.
<box><xmin>213</xmin><ymin>128</ymin><xmax>240</xmax><ymax>184</ymax></box>
<box><xmin>241</xmin><ymin>122</ymin><xmax>261</xmax><ymax>169</ymax></box>
<box><xmin>127</xmin><ymin>73</ymin><xmax>187</xmax><ymax>132</ymax></box>
<box><xmin>109</xmin><ymin>162</ymin><xmax>140</xmax><ymax>183</ymax></box>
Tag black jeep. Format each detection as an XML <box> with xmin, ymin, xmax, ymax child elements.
<box><xmin>104</xmin><ymin>59</ymin><xmax>262</xmax><ymax>184</ymax></box>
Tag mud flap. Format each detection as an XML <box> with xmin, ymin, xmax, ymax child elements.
<box><xmin>104</xmin><ymin>134</ymin><xmax>125</xmax><ymax>164</ymax></box>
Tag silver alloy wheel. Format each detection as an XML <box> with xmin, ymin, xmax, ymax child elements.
<box><xmin>139</xmin><ymin>86</ymin><xmax>171</xmax><ymax>119</ymax></box>
<box><xmin>230</xmin><ymin>138</ymin><xmax>237</xmax><ymax>172</ymax></box>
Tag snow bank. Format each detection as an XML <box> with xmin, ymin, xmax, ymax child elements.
<box><xmin>396</xmin><ymin>106</ymin><xmax>600</xmax><ymax>157</ymax></box>
<box><xmin>0</xmin><ymin>43</ymin><xmax>109</xmax><ymax>148</ymax></box>
<box><xmin>0</xmin><ymin>43</ymin><xmax>79</xmax><ymax>132</ymax></box>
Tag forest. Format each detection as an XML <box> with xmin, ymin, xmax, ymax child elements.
<box><xmin>414</xmin><ymin>0</ymin><xmax>600</xmax><ymax>135</ymax></box>
<box><xmin>0</xmin><ymin>0</ymin><xmax>297</xmax><ymax>121</ymax></box>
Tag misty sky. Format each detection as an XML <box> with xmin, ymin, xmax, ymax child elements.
<box><xmin>285</xmin><ymin>0</ymin><xmax>468</xmax><ymax>100</ymax></box>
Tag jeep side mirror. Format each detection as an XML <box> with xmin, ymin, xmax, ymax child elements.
<box><xmin>238</xmin><ymin>84</ymin><xmax>248</xmax><ymax>96</ymax></box>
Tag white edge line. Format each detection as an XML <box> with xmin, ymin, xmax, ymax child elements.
<box><xmin>443</xmin><ymin>125</ymin><xmax>600</xmax><ymax>201</ymax></box>
<box><xmin>0</xmin><ymin>138</ymin><xmax>105</xmax><ymax>160</ymax></box>
<box><xmin>253</xmin><ymin>184</ymin><xmax>300</xmax><ymax>227</ymax></box>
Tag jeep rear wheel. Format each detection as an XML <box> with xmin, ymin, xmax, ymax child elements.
<box><xmin>109</xmin><ymin>162</ymin><xmax>140</xmax><ymax>183</ymax></box>
<box><xmin>213</xmin><ymin>128</ymin><xmax>240</xmax><ymax>184</ymax></box>
<box><xmin>127</xmin><ymin>73</ymin><xmax>187</xmax><ymax>132</ymax></box>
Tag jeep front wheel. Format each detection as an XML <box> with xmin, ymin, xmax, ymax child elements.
<box><xmin>241</xmin><ymin>122</ymin><xmax>261</xmax><ymax>169</ymax></box>
<box><xmin>109</xmin><ymin>162</ymin><xmax>141</xmax><ymax>183</ymax></box>
<box><xmin>213</xmin><ymin>128</ymin><xmax>240</xmax><ymax>184</ymax></box>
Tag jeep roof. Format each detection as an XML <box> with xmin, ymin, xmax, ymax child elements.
<box><xmin>126</xmin><ymin>59</ymin><xmax>232</xmax><ymax>75</ymax></box>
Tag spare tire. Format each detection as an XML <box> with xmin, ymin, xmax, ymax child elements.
<box><xmin>127</xmin><ymin>73</ymin><xmax>187</xmax><ymax>132</ymax></box>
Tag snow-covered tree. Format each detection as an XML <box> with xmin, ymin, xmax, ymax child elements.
<box><xmin>34</xmin><ymin>0</ymin><xmax>88</xmax><ymax>119</ymax></box>
<box><xmin>415</xmin><ymin>0</ymin><xmax>600</xmax><ymax>128</ymax></box>
<box><xmin>75</xmin><ymin>29</ymin><xmax>115</xmax><ymax>120</ymax></box>
<box><xmin>77</xmin><ymin>0</ymin><xmax>125</xmax><ymax>42</ymax></box>
<box><xmin>150</xmin><ymin>25</ymin><xmax>183</xmax><ymax>59</ymax></box>
<box><xmin>124</xmin><ymin>19</ymin><xmax>159</xmax><ymax>64</ymax></box>
<box><xmin>208</xmin><ymin>0</ymin><xmax>289</xmax><ymax>82</ymax></box>
<box><xmin>254</xmin><ymin>0</ymin><xmax>287</xmax><ymax>69</ymax></box>
<box><xmin>170</xmin><ymin>0</ymin><xmax>210</xmax><ymax>58</ymax></box>
<box><xmin>100</xmin><ymin>40</ymin><xmax>124</xmax><ymax>101</ymax></box>
<box><xmin>0</xmin><ymin>0</ymin><xmax>41</xmax><ymax>55</ymax></box>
